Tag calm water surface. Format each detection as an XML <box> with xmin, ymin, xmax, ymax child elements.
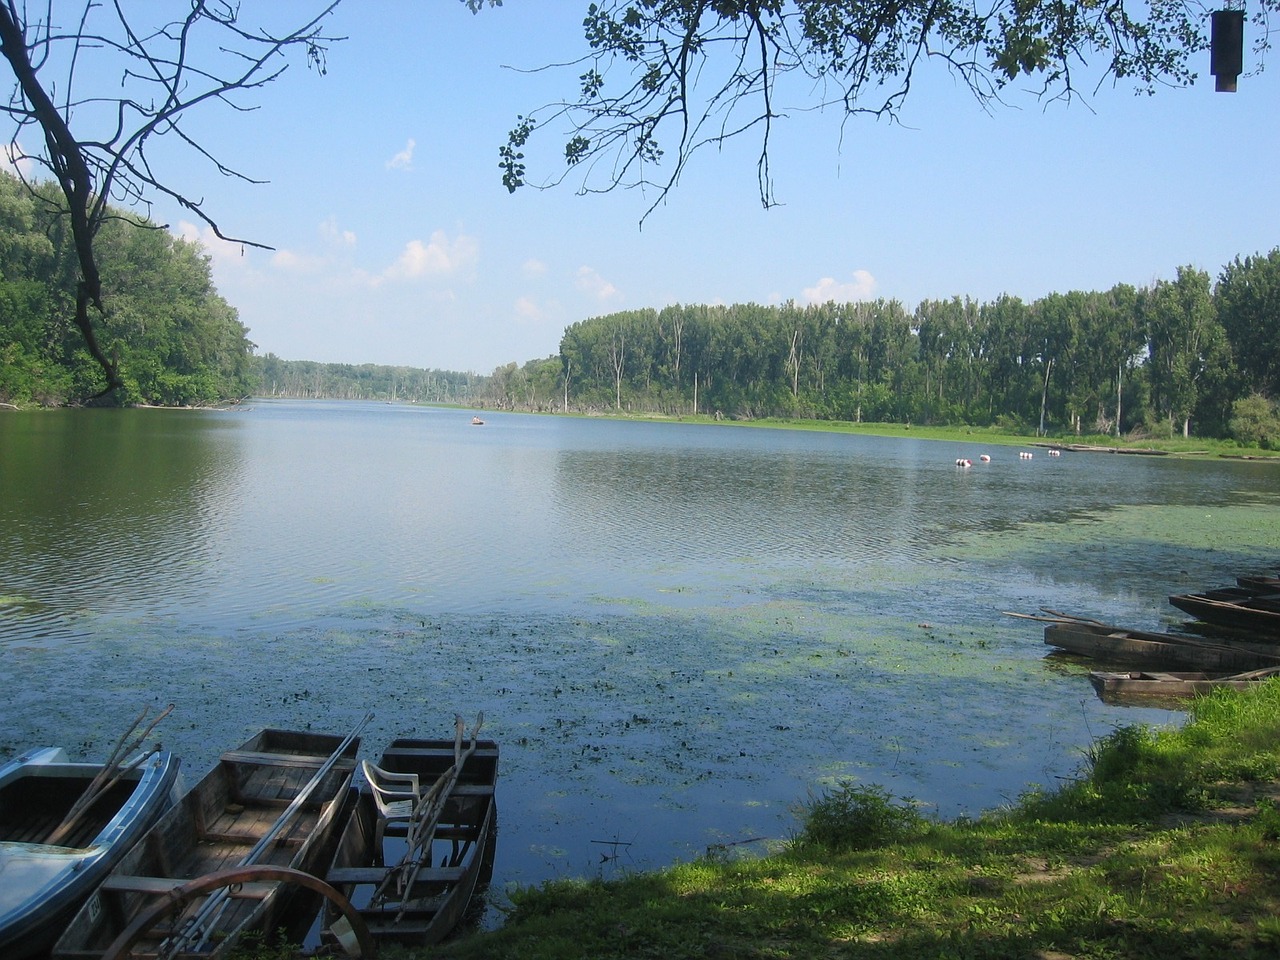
<box><xmin>3</xmin><ymin>400</ymin><xmax>1280</xmax><ymax>921</ymax></box>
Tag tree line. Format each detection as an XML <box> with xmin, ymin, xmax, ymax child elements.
<box><xmin>553</xmin><ymin>253</ymin><xmax>1280</xmax><ymax>444</ymax></box>
<box><xmin>6</xmin><ymin>160</ymin><xmax>1280</xmax><ymax>448</ymax></box>
<box><xmin>253</xmin><ymin>354</ymin><xmax>483</xmax><ymax>404</ymax></box>
<box><xmin>1</xmin><ymin>171</ymin><xmax>253</xmax><ymax>406</ymax></box>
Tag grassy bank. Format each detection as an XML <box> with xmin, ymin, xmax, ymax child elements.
<box><xmin>575</xmin><ymin>412</ymin><xmax>1280</xmax><ymax>459</ymax></box>
<box><xmin>410</xmin><ymin>683</ymin><xmax>1280</xmax><ymax>960</ymax></box>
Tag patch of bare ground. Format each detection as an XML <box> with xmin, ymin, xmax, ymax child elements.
<box><xmin>1160</xmin><ymin>781</ymin><xmax>1280</xmax><ymax>828</ymax></box>
<box><xmin>1011</xmin><ymin>848</ymin><xmax>1115</xmax><ymax>886</ymax></box>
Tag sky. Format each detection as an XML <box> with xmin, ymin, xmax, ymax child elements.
<box><xmin>14</xmin><ymin>2</ymin><xmax>1280</xmax><ymax>375</ymax></box>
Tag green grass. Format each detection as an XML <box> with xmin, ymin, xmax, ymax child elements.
<box><xmin>227</xmin><ymin>681</ymin><xmax>1280</xmax><ymax>958</ymax></box>
<box><xmin>410</xmin><ymin>681</ymin><xmax>1280</xmax><ymax>960</ymax></box>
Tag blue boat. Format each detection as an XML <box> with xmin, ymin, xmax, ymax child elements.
<box><xmin>0</xmin><ymin>746</ymin><xmax>182</xmax><ymax>959</ymax></box>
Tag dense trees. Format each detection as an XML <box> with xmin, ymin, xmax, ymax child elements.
<box><xmin>0</xmin><ymin>1</ymin><xmax>342</xmax><ymax>396</ymax></box>
<box><xmin>253</xmin><ymin>354</ymin><xmax>483</xmax><ymax>405</ymax></box>
<box><xmin>550</xmin><ymin>250</ymin><xmax>1280</xmax><ymax>443</ymax></box>
<box><xmin>0</xmin><ymin>171</ymin><xmax>252</xmax><ymax>406</ymax></box>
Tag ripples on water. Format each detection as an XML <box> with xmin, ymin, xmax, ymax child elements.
<box><xmin>3</xmin><ymin>400</ymin><xmax>1280</xmax><ymax>917</ymax></box>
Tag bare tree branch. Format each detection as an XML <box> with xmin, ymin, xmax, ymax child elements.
<box><xmin>0</xmin><ymin>0</ymin><xmax>344</xmax><ymax>398</ymax></box>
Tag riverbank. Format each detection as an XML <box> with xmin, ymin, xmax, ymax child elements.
<box><xmin>559</xmin><ymin>410</ymin><xmax>1280</xmax><ymax>459</ymax></box>
<box><xmin>419</xmin><ymin>681</ymin><xmax>1280</xmax><ymax>959</ymax></box>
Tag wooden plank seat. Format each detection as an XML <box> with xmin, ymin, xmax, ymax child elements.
<box><xmin>219</xmin><ymin>750</ymin><xmax>357</xmax><ymax>770</ymax></box>
<box><xmin>100</xmin><ymin>875</ymin><xmax>276</xmax><ymax>899</ymax></box>
<box><xmin>327</xmin><ymin>864</ymin><xmax>466</xmax><ymax>886</ymax></box>
<box><xmin>450</xmin><ymin>783</ymin><xmax>495</xmax><ymax>797</ymax></box>
<box><xmin>197</xmin><ymin>829</ymin><xmax>304</xmax><ymax>847</ymax></box>
<box><xmin>380</xmin><ymin>745</ymin><xmax>499</xmax><ymax>762</ymax></box>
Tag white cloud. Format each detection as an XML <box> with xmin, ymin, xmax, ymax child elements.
<box><xmin>802</xmin><ymin>269</ymin><xmax>877</xmax><ymax>304</ymax></box>
<box><xmin>575</xmin><ymin>265</ymin><xmax>619</xmax><ymax>301</ymax></box>
<box><xmin>386</xmin><ymin>139</ymin><xmax>416</xmax><ymax>171</ymax></box>
<box><xmin>377</xmin><ymin>229</ymin><xmax>478</xmax><ymax>284</ymax></box>
<box><xmin>271</xmin><ymin>248</ymin><xmax>324</xmax><ymax>273</ymax></box>
<box><xmin>175</xmin><ymin>220</ymin><xmax>249</xmax><ymax>270</ymax></box>
<box><xmin>522</xmin><ymin>258</ymin><xmax>548</xmax><ymax>278</ymax></box>
<box><xmin>319</xmin><ymin>216</ymin><xmax>357</xmax><ymax>247</ymax></box>
<box><xmin>2</xmin><ymin>142</ymin><xmax>34</xmax><ymax>178</ymax></box>
<box><xmin>514</xmin><ymin>296</ymin><xmax>543</xmax><ymax>322</ymax></box>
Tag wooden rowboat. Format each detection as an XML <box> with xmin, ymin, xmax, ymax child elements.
<box><xmin>1168</xmin><ymin>590</ymin><xmax>1280</xmax><ymax>637</ymax></box>
<box><xmin>53</xmin><ymin>725</ymin><xmax>362</xmax><ymax>959</ymax></box>
<box><xmin>0</xmin><ymin>747</ymin><xmax>182</xmax><ymax>959</ymax></box>
<box><xmin>1089</xmin><ymin>668</ymin><xmax>1280</xmax><ymax>701</ymax></box>
<box><xmin>1043</xmin><ymin>620</ymin><xmax>1280</xmax><ymax>671</ymax></box>
<box><xmin>318</xmin><ymin>726</ymin><xmax>498</xmax><ymax>949</ymax></box>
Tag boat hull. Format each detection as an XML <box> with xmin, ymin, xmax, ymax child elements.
<box><xmin>1044</xmin><ymin>621</ymin><xmax>1280</xmax><ymax>671</ymax></box>
<box><xmin>1089</xmin><ymin>670</ymin><xmax>1280</xmax><ymax>701</ymax></box>
<box><xmin>320</xmin><ymin>737</ymin><xmax>499</xmax><ymax>948</ymax></box>
<box><xmin>52</xmin><ymin>728</ymin><xmax>357</xmax><ymax>960</ymax></box>
<box><xmin>1169</xmin><ymin>591</ymin><xmax>1280</xmax><ymax>638</ymax></box>
<box><xmin>0</xmin><ymin>748</ymin><xmax>182</xmax><ymax>960</ymax></box>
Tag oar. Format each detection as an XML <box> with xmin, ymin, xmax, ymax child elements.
<box><xmin>383</xmin><ymin>713</ymin><xmax>484</xmax><ymax>920</ymax></box>
<box><xmin>48</xmin><ymin>703</ymin><xmax>173</xmax><ymax>846</ymax></box>
<box><xmin>165</xmin><ymin>712</ymin><xmax>372</xmax><ymax>957</ymax></box>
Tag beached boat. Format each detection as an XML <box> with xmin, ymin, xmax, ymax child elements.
<box><xmin>1168</xmin><ymin>590</ymin><xmax>1280</xmax><ymax>637</ymax></box>
<box><xmin>1088</xmin><ymin>667</ymin><xmax>1280</xmax><ymax>701</ymax></box>
<box><xmin>318</xmin><ymin>721</ymin><xmax>498</xmax><ymax>949</ymax></box>
<box><xmin>1237</xmin><ymin>574</ymin><xmax>1280</xmax><ymax>595</ymax></box>
<box><xmin>52</xmin><ymin>724</ymin><xmax>364</xmax><ymax>960</ymax></box>
<box><xmin>0</xmin><ymin>746</ymin><xmax>182</xmax><ymax>959</ymax></box>
<box><xmin>1043</xmin><ymin>620</ymin><xmax>1280</xmax><ymax>671</ymax></box>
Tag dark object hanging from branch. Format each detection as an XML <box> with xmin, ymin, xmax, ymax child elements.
<box><xmin>1211</xmin><ymin>10</ymin><xmax>1246</xmax><ymax>92</ymax></box>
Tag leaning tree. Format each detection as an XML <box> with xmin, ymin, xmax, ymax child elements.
<box><xmin>0</xmin><ymin>1</ymin><xmax>344</xmax><ymax>397</ymax></box>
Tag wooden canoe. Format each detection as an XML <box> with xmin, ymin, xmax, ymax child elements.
<box><xmin>1236</xmin><ymin>575</ymin><xmax>1280</xmax><ymax>595</ymax></box>
<box><xmin>1089</xmin><ymin>668</ymin><xmax>1280</xmax><ymax>701</ymax></box>
<box><xmin>319</xmin><ymin>736</ymin><xmax>499</xmax><ymax>949</ymax></box>
<box><xmin>1043</xmin><ymin>621</ymin><xmax>1280</xmax><ymax>671</ymax></box>
<box><xmin>0</xmin><ymin>748</ymin><xmax>182</xmax><ymax>960</ymax></box>
<box><xmin>52</xmin><ymin>727</ymin><xmax>359</xmax><ymax>960</ymax></box>
<box><xmin>1168</xmin><ymin>591</ymin><xmax>1280</xmax><ymax>637</ymax></box>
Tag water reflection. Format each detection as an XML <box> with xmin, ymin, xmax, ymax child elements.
<box><xmin>0</xmin><ymin>409</ymin><xmax>246</xmax><ymax>640</ymax></box>
<box><xmin>3</xmin><ymin>401</ymin><xmax>1280</xmax><ymax>922</ymax></box>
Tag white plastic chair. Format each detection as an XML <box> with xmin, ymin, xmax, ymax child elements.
<box><xmin>361</xmin><ymin>759</ymin><xmax>422</xmax><ymax>854</ymax></box>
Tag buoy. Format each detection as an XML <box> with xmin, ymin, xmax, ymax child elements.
<box><xmin>955</xmin><ymin>458</ymin><xmax>972</xmax><ymax>468</ymax></box>
<box><xmin>979</xmin><ymin>454</ymin><xmax>991</xmax><ymax>463</ymax></box>
<box><xmin>1048</xmin><ymin>449</ymin><xmax>1061</xmax><ymax>457</ymax></box>
<box><xmin>1019</xmin><ymin>451</ymin><xmax>1033</xmax><ymax>460</ymax></box>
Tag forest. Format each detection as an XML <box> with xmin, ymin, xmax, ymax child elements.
<box><xmin>4</xmin><ymin>168</ymin><xmax>1280</xmax><ymax>445</ymax></box>
<box><xmin>544</xmin><ymin>254</ymin><xmax>1280</xmax><ymax>444</ymax></box>
<box><xmin>0</xmin><ymin>171</ymin><xmax>253</xmax><ymax>407</ymax></box>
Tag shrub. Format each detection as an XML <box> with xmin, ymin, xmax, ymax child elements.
<box><xmin>1229</xmin><ymin>394</ymin><xmax>1280</xmax><ymax>449</ymax></box>
<box><xmin>794</xmin><ymin>781</ymin><xmax>923</xmax><ymax>852</ymax></box>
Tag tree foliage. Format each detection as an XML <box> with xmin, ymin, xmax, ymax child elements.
<box><xmin>495</xmin><ymin>1</ymin><xmax>1275</xmax><ymax>215</ymax></box>
<box><xmin>0</xmin><ymin>170</ymin><xmax>251</xmax><ymax>406</ymax></box>
<box><xmin>549</xmin><ymin>248</ymin><xmax>1280</xmax><ymax>442</ymax></box>
<box><xmin>0</xmin><ymin>0</ymin><xmax>342</xmax><ymax>397</ymax></box>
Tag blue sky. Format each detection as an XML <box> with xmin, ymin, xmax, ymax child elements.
<box><xmin>86</xmin><ymin>4</ymin><xmax>1280</xmax><ymax>373</ymax></box>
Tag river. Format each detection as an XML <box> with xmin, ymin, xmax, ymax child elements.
<box><xmin>2</xmin><ymin>399</ymin><xmax>1279</xmax><ymax>921</ymax></box>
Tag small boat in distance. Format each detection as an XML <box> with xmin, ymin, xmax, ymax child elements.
<box><xmin>0</xmin><ymin>745</ymin><xmax>182</xmax><ymax>959</ymax></box>
<box><xmin>320</xmin><ymin>718</ymin><xmax>498</xmax><ymax>950</ymax></box>
<box><xmin>53</xmin><ymin>723</ymin><xmax>364</xmax><ymax>960</ymax></box>
<box><xmin>470</xmin><ymin>416</ymin><xmax>485</xmax><ymax>425</ymax></box>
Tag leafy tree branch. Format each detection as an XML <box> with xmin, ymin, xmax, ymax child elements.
<box><xmin>497</xmin><ymin>1</ymin><xmax>1274</xmax><ymax>220</ymax></box>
